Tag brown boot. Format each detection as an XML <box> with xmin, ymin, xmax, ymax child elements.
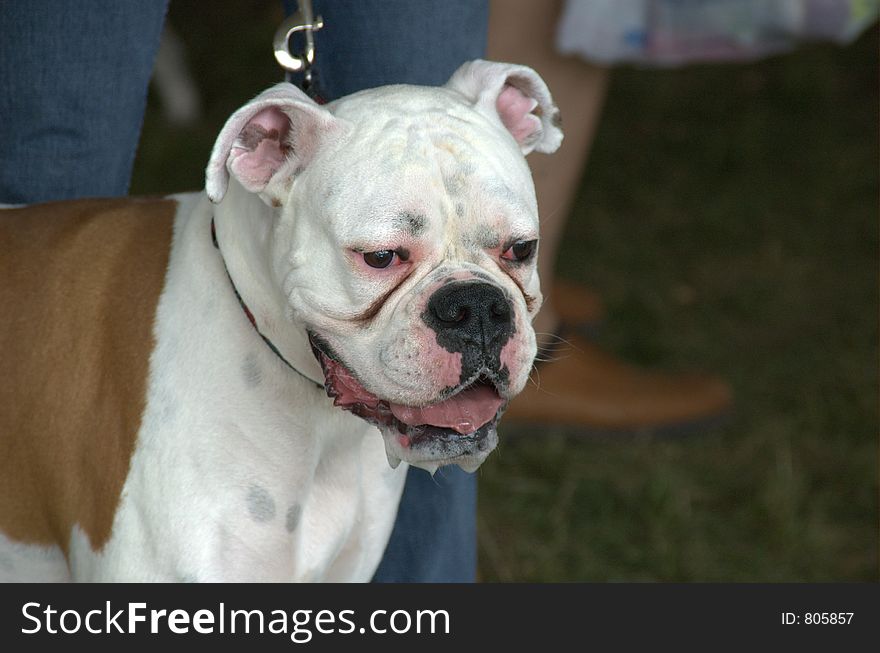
<box><xmin>503</xmin><ymin>334</ymin><xmax>732</xmax><ymax>434</ymax></box>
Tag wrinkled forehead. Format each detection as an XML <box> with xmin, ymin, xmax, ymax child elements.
<box><xmin>312</xmin><ymin>85</ymin><xmax>538</xmax><ymax>235</ymax></box>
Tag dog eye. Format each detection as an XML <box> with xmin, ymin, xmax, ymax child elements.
<box><xmin>502</xmin><ymin>239</ymin><xmax>537</xmax><ymax>263</ymax></box>
<box><xmin>363</xmin><ymin>250</ymin><xmax>396</xmax><ymax>268</ymax></box>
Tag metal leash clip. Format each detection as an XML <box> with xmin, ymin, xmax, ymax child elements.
<box><xmin>273</xmin><ymin>0</ymin><xmax>324</xmax><ymax>93</ymax></box>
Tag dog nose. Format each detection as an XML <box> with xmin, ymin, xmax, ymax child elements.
<box><xmin>425</xmin><ymin>281</ymin><xmax>514</xmax><ymax>358</ymax></box>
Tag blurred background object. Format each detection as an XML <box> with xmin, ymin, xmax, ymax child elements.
<box><xmin>152</xmin><ymin>25</ymin><xmax>203</xmax><ymax>127</ymax></box>
<box><xmin>556</xmin><ymin>0</ymin><xmax>879</xmax><ymax>65</ymax></box>
<box><xmin>133</xmin><ymin>1</ymin><xmax>878</xmax><ymax>582</ymax></box>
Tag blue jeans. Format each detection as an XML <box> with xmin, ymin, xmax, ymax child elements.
<box><xmin>0</xmin><ymin>0</ymin><xmax>488</xmax><ymax>583</ymax></box>
<box><xmin>0</xmin><ymin>1</ymin><xmax>169</xmax><ymax>202</ymax></box>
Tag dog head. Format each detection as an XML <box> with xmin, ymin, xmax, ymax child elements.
<box><xmin>206</xmin><ymin>60</ymin><xmax>562</xmax><ymax>473</ymax></box>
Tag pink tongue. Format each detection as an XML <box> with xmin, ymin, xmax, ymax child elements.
<box><xmin>390</xmin><ymin>385</ymin><xmax>504</xmax><ymax>435</ymax></box>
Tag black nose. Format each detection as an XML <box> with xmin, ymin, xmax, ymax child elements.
<box><xmin>424</xmin><ymin>282</ymin><xmax>514</xmax><ymax>371</ymax></box>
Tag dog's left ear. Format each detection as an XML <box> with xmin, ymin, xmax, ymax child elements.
<box><xmin>206</xmin><ymin>82</ymin><xmax>346</xmax><ymax>205</ymax></box>
<box><xmin>445</xmin><ymin>59</ymin><xmax>563</xmax><ymax>155</ymax></box>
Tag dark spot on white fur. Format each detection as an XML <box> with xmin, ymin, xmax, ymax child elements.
<box><xmin>395</xmin><ymin>211</ymin><xmax>427</xmax><ymax>237</ymax></box>
<box><xmin>443</xmin><ymin>173</ymin><xmax>466</xmax><ymax>196</ymax></box>
<box><xmin>242</xmin><ymin>352</ymin><xmax>262</xmax><ymax>388</ymax></box>
<box><xmin>466</xmin><ymin>225</ymin><xmax>501</xmax><ymax>250</ymax></box>
<box><xmin>246</xmin><ymin>485</ymin><xmax>276</xmax><ymax>522</ymax></box>
<box><xmin>236</xmin><ymin>124</ymin><xmax>282</xmax><ymax>151</ymax></box>
<box><xmin>285</xmin><ymin>505</ymin><xmax>302</xmax><ymax>533</ymax></box>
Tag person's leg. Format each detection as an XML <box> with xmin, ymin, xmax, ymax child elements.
<box><xmin>309</xmin><ymin>0</ymin><xmax>488</xmax><ymax>97</ymax></box>
<box><xmin>283</xmin><ymin>0</ymin><xmax>489</xmax><ymax>583</ymax></box>
<box><xmin>488</xmin><ymin>0</ymin><xmax>732</xmax><ymax>432</ymax></box>
<box><xmin>488</xmin><ymin>0</ymin><xmax>609</xmax><ymax>340</ymax></box>
<box><xmin>0</xmin><ymin>1</ymin><xmax>169</xmax><ymax>204</ymax></box>
<box><xmin>372</xmin><ymin>466</ymin><xmax>477</xmax><ymax>582</ymax></box>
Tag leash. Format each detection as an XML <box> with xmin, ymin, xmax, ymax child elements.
<box><xmin>273</xmin><ymin>0</ymin><xmax>326</xmax><ymax>103</ymax></box>
<box><xmin>211</xmin><ymin>217</ymin><xmax>324</xmax><ymax>390</ymax></box>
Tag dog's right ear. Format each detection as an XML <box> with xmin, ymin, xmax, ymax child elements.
<box><xmin>206</xmin><ymin>83</ymin><xmax>346</xmax><ymax>205</ymax></box>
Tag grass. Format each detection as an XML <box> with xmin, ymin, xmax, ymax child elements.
<box><xmin>131</xmin><ymin>5</ymin><xmax>878</xmax><ymax>582</ymax></box>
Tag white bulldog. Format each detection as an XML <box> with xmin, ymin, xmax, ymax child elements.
<box><xmin>0</xmin><ymin>60</ymin><xmax>561</xmax><ymax>582</ymax></box>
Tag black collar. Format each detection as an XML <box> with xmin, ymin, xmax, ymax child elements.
<box><xmin>211</xmin><ymin>217</ymin><xmax>323</xmax><ymax>390</ymax></box>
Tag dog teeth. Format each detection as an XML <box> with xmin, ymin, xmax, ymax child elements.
<box><xmin>385</xmin><ymin>451</ymin><xmax>402</xmax><ymax>469</ymax></box>
<box><xmin>421</xmin><ymin>463</ymin><xmax>439</xmax><ymax>476</ymax></box>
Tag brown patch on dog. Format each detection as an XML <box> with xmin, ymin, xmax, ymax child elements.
<box><xmin>0</xmin><ymin>197</ymin><xmax>175</xmax><ymax>556</ymax></box>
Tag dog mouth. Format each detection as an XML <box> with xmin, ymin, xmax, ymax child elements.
<box><xmin>308</xmin><ymin>333</ymin><xmax>505</xmax><ymax>473</ymax></box>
